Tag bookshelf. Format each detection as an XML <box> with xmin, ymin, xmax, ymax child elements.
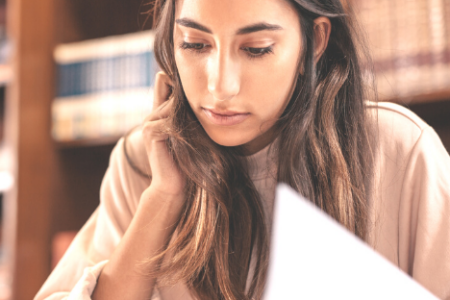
<box><xmin>1</xmin><ymin>0</ymin><xmax>449</xmax><ymax>300</ymax></box>
<box><xmin>354</xmin><ymin>0</ymin><xmax>450</xmax><ymax>152</ymax></box>
<box><xmin>4</xmin><ymin>0</ymin><xmax>153</xmax><ymax>299</ymax></box>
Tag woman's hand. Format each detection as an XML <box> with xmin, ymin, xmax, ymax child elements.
<box><xmin>92</xmin><ymin>73</ymin><xmax>186</xmax><ymax>300</ymax></box>
<box><xmin>141</xmin><ymin>72</ymin><xmax>186</xmax><ymax>202</ymax></box>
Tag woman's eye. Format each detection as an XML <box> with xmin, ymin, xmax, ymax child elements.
<box><xmin>179</xmin><ymin>42</ymin><xmax>274</xmax><ymax>59</ymax></box>
<box><xmin>179</xmin><ymin>42</ymin><xmax>208</xmax><ymax>52</ymax></box>
<box><xmin>242</xmin><ymin>46</ymin><xmax>274</xmax><ymax>59</ymax></box>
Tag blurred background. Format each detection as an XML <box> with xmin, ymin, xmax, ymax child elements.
<box><xmin>0</xmin><ymin>0</ymin><xmax>447</xmax><ymax>299</ymax></box>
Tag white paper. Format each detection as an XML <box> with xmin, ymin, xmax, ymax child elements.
<box><xmin>264</xmin><ymin>184</ymin><xmax>438</xmax><ymax>300</ymax></box>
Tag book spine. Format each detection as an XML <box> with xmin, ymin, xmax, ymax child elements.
<box><xmin>428</xmin><ymin>0</ymin><xmax>447</xmax><ymax>93</ymax></box>
<box><xmin>445</xmin><ymin>0</ymin><xmax>450</xmax><ymax>89</ymax></box>
<box><xmin>374</xmin><ymin>0</ymin><xmax>395</xmax><ymax>100</ymax></box>
<box><xmin>395</xmin><ymin>0</ymin><xmax>423</xmax><ymax>100</ymax></box>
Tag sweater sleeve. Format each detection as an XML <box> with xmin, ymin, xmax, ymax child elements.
<box><xmin>34</xmin><ymin>133</ymin><xmax>151</xmax><ymax>300</ymax></box>
<box><xmin>398</xmin><ymin>126</ymin><xmax>450</xmax><ymax>300</ymax></box>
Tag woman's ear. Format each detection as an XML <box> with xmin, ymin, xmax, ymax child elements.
<box><xmin>313</xmin><ymin>17</ymin><xmax>331</xmax><ymax>64</ymax></box>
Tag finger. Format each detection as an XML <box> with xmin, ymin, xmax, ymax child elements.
<box><xmin>153</xmin><ymin>71</ymin><xmax>173</xmax><ymax>111</ymax></box>
<box><xmin>142</xmin><ymin>119</ymin><xmax>170</xmax><ymax>143</ymax></box>
<box><xmin>142</xmin><ymin>118</ymin><xmax>170</xmax><ymax>171</ymax></box>
<box><xmin>145</xmin><ymin>98</ymin><xmax>173</xmax><ymax>122</ymax></box>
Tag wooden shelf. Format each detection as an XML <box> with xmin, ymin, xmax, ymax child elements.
<box><xmin>55</xmin><ymin>135</ymin><xmax>121</xmax><ymax>149</ymax></box>
<box><xmin>382</xmin><ymin>88</ymin><xmax>450</xmax><ymax>105</ymax></box>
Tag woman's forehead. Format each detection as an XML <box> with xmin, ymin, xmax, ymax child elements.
<box><xmin>175</xmin><ymin>0</ymin><xmax>299</xmax><ymax>33</ymax></box>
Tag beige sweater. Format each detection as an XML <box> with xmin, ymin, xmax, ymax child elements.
<box><xmin>35</xmin><ymin>102</ymin><xmax>450</xmax><ymax>300</ymax></box>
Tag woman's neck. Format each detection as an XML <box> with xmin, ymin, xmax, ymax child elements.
<box><xmin>243</xmin><ymin>127</ymin><xmax>277</xmax><ymax>156</ymax></box>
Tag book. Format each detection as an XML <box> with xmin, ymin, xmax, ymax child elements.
<box><xmin>264</xmin><ymin>184</ymin><xmax>438</xmax><ymax>299</ymax></box>
<box><xmin>52</xmin><ymin>30</ymin><xmax>158</xmax><ymax>142</ymax></box>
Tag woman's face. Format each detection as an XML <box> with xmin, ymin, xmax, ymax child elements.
<box><xmin>173</xmin><ymin>0</ymin><xmax>302</xmax><ymax>153</ymax></box>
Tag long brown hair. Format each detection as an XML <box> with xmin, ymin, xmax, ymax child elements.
<box><xmin>138</xmin><ymin>0</ymin><xmax>376</xmax><ymax>299</ymax></box>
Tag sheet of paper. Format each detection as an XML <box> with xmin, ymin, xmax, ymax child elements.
<box><xmin>263</xmin><ymin>184</ymin><xmax>438</xmax><ymax>300</ymax></box>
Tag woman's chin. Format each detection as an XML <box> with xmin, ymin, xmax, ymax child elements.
<box><xmin>206</xmin><ymin>132</ymin><xmax>252</xmax><ymax>148</ymax></box>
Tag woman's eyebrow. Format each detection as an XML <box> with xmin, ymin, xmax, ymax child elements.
<box><xmin>176</xmin><ymin>18</ymin><xmax>212</xmax><ymax>33</ymax></box>
<box><xmin>175</xmin><ymin>18</ymin><xmax>283</xmax><ymax>35</ymax></box>
<box><xmin>236</xmin><ymin>22</ymin><xmax>283</xmax><ymax>35</ymax></box>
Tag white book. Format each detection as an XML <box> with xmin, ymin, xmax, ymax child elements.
<box><xmin>54</xmin><ymin>31</ymin><xmax>155</xmax><ymax>63</ymax></box>
<box><xmin>264</xmin><ymin>184</ymin><xmax>438</xmax><ymax>300</ymax></box>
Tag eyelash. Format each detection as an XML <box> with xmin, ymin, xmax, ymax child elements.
<box><xmin>178</xmin><ymin>41</ymin><xmax>274</xmax><ymax>59</ymax></box>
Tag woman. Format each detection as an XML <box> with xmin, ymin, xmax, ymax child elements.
<box><xmin>35</xmin><ymin>0</ymin><xmax>450</xmax><ymax>299</ymax></box>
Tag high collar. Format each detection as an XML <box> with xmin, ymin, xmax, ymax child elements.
<box><xmin>246</xmin><ymin>139</ymin><xmax>278</xmax><ymax>181</ymax></box>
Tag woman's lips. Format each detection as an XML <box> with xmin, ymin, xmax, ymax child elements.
<box><xmin>202</xmin><ymin>108</ymin><xmax>250</xmax><ymax>126</ymax></box>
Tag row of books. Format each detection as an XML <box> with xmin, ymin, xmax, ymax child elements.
<box><xmin>356</xmin><ymin>0</ymin><xmax>450</xmax><ymax>102</ymax></box>
<box><xmin>52</xmin><ymin>30</ymin><xmax>157</xmax><ymax>142</ymax></box>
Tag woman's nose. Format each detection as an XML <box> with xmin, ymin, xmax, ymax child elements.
<box><xmin>207</xmin><ymin>50</ymin><xmax>240</xmax><ymax>101</ymax></box>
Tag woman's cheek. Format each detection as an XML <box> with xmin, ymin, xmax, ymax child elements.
<box><xmin>175</xmin><ymin>52</ymin><xmax>207</xmax><ymax>103</ymax></box>
<box><xmin>264</xmin><ymin>65</ymin><xmax>298</xmax><ymax>116</ymax></box>
<box><xmin>248</xmin><ymin>69</ymin><xmax>292</xmax><ymax>119</ymax></box>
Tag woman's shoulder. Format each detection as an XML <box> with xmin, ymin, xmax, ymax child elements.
<box><xmin>365</xmin><ymin>101</ymin><xmax>428</xmax><ymax>135</ymax></box>
<box><xmin>363</xmin><ymin>101</ymin><xmax>450</xmax><ymax>187</ymax></box>
<box><xmin>364</xmin><ymin>101</ymin><xmax>450</xmax><ymax>196</ymax></box>
<box><xmin>365</xmin><ymin>101</ymin><xmax>431</xmax><ymax>154</ymax></box>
